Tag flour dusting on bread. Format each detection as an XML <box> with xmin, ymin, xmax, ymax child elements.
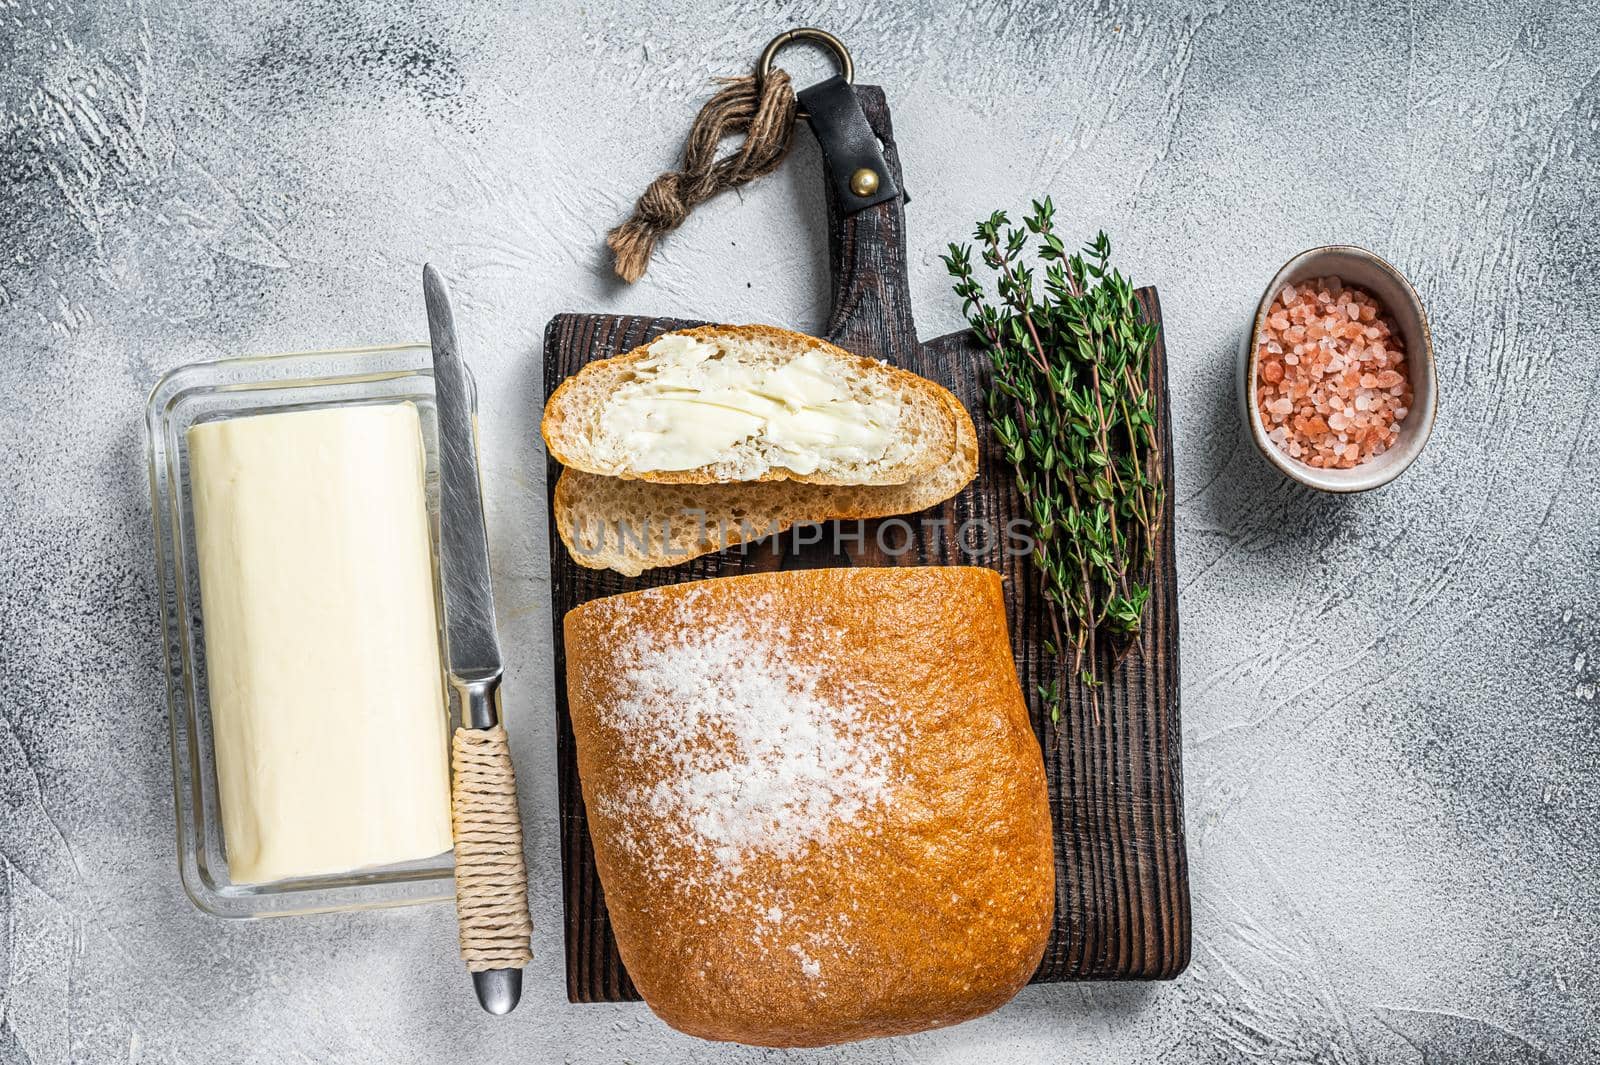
<box><xmin>595</xmin><ymin>591</ymin><xmax>905</xmax><ymax>887</ymax></box>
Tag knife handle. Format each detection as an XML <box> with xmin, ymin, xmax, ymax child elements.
<box><xmin>449</xmin><ymin>675</ymin><xmax>532</xmax><ymax>1015</ymax></box>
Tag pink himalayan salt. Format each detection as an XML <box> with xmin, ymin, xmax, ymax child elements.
<box><xmin>1255</xmin><ymin>277</ymin><xmax>1414</xmax><ymax>470</ymax></box>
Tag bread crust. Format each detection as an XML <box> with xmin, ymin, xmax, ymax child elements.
<box><xmin>563</xmin><ymin>567</ymin><xmax>1054</xmax><ymax>1046</ymax></box>
<box><xmin>543</xmin><ymin>324</ymin><xmax>960</xmax><ymax>485</ymax></box>
<box><xmin>553</xmin><ymin>386</ymin><xmax>980</xmax><ymax>574</ymax></box>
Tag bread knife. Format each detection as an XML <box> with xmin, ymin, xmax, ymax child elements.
<box><xmin>423</xmin><ymin>263</ymin><xmax>528</xmax><ymax>1015</ymax></box>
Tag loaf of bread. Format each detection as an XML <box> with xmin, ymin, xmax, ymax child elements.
<box><xmin>543</xmin><ymin>325</ymin><xmax>960</xmax><ymax>485</ymax></box>
<box><xmin>563</xmin><ymin>567</ymin><xmax>1053</xmax><ymax>1046</ymax></box>
<box><xmin>553</xmin><ymin>386</ymin><xmax>978</xmax><ymax>575</ymax></box>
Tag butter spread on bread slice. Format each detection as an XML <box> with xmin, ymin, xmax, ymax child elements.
<box><xmin>543</xmin><ymin>325</ymin><xmax>959</xmax><ymax>485</ymax></box>
<box><xmin>553</xmin><ymin>384</ymin><xmax>978</xmax><ymax>575</ymax></box>
<box><xmin>563</xmin><ymin>567</ymin><xmax>1053</xmax><ymax>1047</ymax></box>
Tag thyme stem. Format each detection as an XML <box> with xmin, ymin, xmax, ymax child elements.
<box><xmin>944</xmin><ymin>203</ymin><xmax>1165</xmax><ymax>726</ymax></box>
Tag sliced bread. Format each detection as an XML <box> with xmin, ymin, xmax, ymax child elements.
<box><xmin>542</xmin><ymin>325</ymin><xmax>959</xmax><ymax>486</ymax></box>
<box><xmin>553</xmin><ymin>389</ymin><xmax>978</xmax><ymax>575</ymax></box>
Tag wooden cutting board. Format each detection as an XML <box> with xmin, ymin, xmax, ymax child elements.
<box><xmin>542</xmin><ymin>86</ymin><xmax>1190</xmax><ymax>1002</ymax></box>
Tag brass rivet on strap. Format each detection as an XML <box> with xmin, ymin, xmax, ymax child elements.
<box><xmin>850</xmin><ymin>167</ymin><xmax>880</xmax><ymax>197</ymax></box>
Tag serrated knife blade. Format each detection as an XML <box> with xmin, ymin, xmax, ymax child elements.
<box><xmin>424</xmin><ymin>264</ymin><xmax>503</xmax><ymax>684</ymax></box>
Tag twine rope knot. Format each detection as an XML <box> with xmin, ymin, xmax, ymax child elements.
<box><xmin>607</xmin><ymin>70</ymin><xmax>798</xmax><ymax>283</ymax></box>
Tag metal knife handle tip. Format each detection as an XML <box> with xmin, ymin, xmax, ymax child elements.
<box><xmin>473</xmin><ymin>967</ymin><xmax>523</xmax><ymax>1015</ymax></box>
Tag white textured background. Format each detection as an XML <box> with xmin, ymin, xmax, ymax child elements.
<box><xmin>2</xmin><ymin>1</ymin><xmax>1597</xmax><ymax>1061</ymax></box>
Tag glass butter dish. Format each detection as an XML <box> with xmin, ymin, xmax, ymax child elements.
<box><xmin>146</xmin><ymin>345</ymin><xmax>472</xmax><ymax>918</ymax></box>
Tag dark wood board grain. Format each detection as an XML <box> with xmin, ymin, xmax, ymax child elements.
<box><xmin>543</xmin><ymin>86</ymin><xmax>1190</xmax><ymax>1002</ymax></box>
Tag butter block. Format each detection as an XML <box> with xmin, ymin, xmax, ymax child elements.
<box><xmin>187</xmin><ymin>403</ymin><xmax>453</xmax><ymax>884</ymax></box>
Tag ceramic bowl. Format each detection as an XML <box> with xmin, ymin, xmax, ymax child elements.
<box><xmin>1239</xmin><ymin>245</ymin><xmax>1437</xmax><ymax>492</ymax></box>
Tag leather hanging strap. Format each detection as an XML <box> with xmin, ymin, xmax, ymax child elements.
<box><xmin>796</xmin><ymin>75</ymin><xmax>901</xmax><ymax>212</ymax></box>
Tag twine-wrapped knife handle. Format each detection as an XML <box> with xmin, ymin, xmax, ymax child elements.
<box><xmin>449</xmin><ymin>671</ymin><xmax>532</xmax><ymax>993</ymax></box>
<box><xmin>452</xmin><ymin>722</ymin><xmax>533</xmax><ymax>972</ymax></box>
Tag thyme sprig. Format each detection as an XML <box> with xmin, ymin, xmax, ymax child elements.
<box><xmin>943</xmin><ymin>200</ymin><xmax>1163</xmax><ymax>724</ymax></box>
